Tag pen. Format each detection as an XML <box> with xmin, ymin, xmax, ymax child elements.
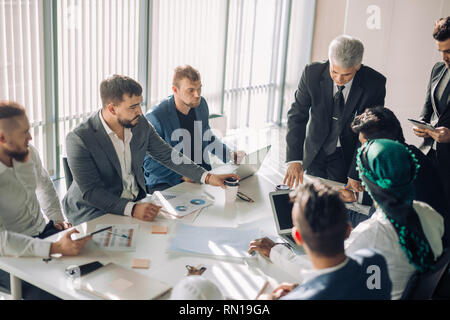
<box><xmin>237</xmin><ymin>191</ymin><xmax>254</xmax><ymax>203</ymax></box>
<box><xmin>107</xmin><ymin>231</ymin><xmax>130</xmax><ymax>239</ymax></box>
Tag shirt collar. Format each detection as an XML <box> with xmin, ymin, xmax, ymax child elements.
<box><xmin>99</xmin><ymin>109</ymin><xmax>115</xmax><ymax>136</ymax></box>
<box><xmin>0</xmin><ymin>159</ymin><xmax>8</xmax><ymax>175</ymax></box>
<box><xmin>335</xmin><ymin>78</ymin><xmax>354</xmax><ymax>90</ymax></box>
<box><xmin>300</xmin><ymin>257</ymin><xmax>350</xmax><ymax>283</ymax></box>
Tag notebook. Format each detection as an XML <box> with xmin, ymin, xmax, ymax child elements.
<box><xmin>78</xmin><ymin>262</ymin><xmax>171</xmax><ymax>300</ymax></box>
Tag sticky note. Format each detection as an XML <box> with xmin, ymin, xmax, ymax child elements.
<box><xmin>110</xmin><ymin>278</ymin><xmax>133</xmax><ymax>291</ymax></box>
<box><xmin>151</xmin><ymin>225</ymin><xmax>168</xmax><ymax>234</ymax></box>
<box><xmin>132</xmin><ymin>258</ymin><xmax>150</xmax><ymax>269</ymax></box>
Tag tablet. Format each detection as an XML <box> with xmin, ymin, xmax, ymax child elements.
<box><xmin>407</xmin><ymin>118</ymin><xmax>436</xmax><ymax>131</ymax></box>
<box><xmin>71</xmin><ymin>226</ymin><xmax>112</xmax><ymax>241</ymax></box>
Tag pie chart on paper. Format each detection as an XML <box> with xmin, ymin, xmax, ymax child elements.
<box><xmin>190</xmin><ymin>199</ymin><xmax>206</xmax><ymax>205</ymax></box>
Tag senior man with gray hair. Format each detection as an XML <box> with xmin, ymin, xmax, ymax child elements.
<box><xmin>284</xmin><ymin>35</ymin><xmax>386</xmax><ymax>190</ymax></box>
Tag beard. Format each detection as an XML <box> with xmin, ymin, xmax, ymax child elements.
<box><xmin>118</xmin><ymin>116</ymin><xmax>140</xmax><ymax>128</ymax></box>
<box><xmin>5</xmin><ymin>148</ymin><xmax>29</xmax><ymax>162</ymax></box>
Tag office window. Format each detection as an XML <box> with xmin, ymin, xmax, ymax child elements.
<box><xmin>148</xmin><ymin>0</ymin><xmax>227</xmax><ymax>114</ymax></box>
<box><xmin>56</xmin><ymin>0</ymin><xmax>141</xmax><ymax>176</ymax></box>
<box><xmin>0</xmin><ymin>0</ymin><xmax>47</xmax><ymax>165</ymax></box>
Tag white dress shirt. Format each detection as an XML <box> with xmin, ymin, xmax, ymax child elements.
<box><xmin>269</xmin><ymin>200</ymin><xmax>444</xmax><ymax>300</ymax></box>
<box><xmin>99</xmin><ymin>111</ymin><xmax>209</xmax><ymax>217</ymax></box>
<box><xmin>0</xmin><ymin>230</ymin><xmax>51</xmax><ymax>258</ymax></box>
<box><xmin>0</xmin><ymin>145</ymin><xmax>65</xmax><ymax>238</ymax></box>
<box><xmin>99</xmin><ymin>111</ymin><xmax>140</xmax><ymax>217</ymax></box>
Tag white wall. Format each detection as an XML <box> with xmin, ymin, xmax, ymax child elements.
<box><xmin>312</xmin><ymin>0</ymin><xmax>450</xmax><ymax>146</ymax></box>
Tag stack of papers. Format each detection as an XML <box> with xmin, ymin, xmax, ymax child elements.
<box><xmin>92</xmin><ymin>224</ymin><xmax>138</xmax><ymax>252</ymax></box>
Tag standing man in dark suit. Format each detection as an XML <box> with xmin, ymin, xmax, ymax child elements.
<box><xmin>63</xmin><ymin>75</ymin><xmax>238</xmax><ymax>225</ymax></box>
<box><xmin>413</xmin><ymin>16</ymin><xmax>450</xmax><ymax>203</ymax></box>
<box><xmin>143</xmin><ymin>65</ymin><xmax>244</xmax><ymax>193</ymax></box>
<box><xmin>284</xmin><ymin>35</ymin><xmax>386</xmax><ymax>191</ymax></box>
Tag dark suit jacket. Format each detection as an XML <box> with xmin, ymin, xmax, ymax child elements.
<box><xmin>281</xmin><ymin>249</ymin><xmax>392</xmax><ymax>300</ymax></box>
<box><xmin>286</xmin><ymin>61</ymin><xmax>386</xmax><ymax>179</ymax></box>
<box><xmin>62</xmin><ymin>111</ymin><xmax>207</xmax><ymax>225</ymax></box>
<box><xmin>419</xmin><ymin>62</ymin><xmax>450</xmax><ymax>200</ymax></box>
<box><xmin>143</xmin><ymin>95</ymin><xmax>231</xmax><ymax>188</ymax></box>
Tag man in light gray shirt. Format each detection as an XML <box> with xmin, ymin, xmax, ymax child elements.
<box><xmin>0</xmin><ymin>101</ymin><xmax>90</xmax><ymax>299</ymax></box>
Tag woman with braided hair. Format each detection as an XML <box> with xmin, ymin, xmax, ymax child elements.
<box><xmin>345</xmin><ymin>139</ymin><xmax>444</xmax><ymax>299</ymax></box>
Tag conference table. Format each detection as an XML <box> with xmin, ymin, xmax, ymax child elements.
<box><xmin>0</xmin><ymin>162</ymin><xmax>308</xmax><ymax>300</ymax></box>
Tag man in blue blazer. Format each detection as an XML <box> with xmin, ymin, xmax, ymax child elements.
<box><xmin>143</xmin><ymin>65</ymin><xmax>243</xmax><ymax>193</ymax></box>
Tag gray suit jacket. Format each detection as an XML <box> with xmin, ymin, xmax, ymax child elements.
<box><xmin>62</xmin><ymin>111</ymin><xmax>207</xmax><ymax>225</ymax></box>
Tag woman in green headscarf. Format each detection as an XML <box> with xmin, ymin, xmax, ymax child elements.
<box><xmin>345</xmin><ymin>139</ymin><xmax>444</xmax><ymax>299</ymax></box>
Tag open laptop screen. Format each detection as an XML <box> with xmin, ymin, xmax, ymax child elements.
<box><xmin>271</xmin><ymin>192</ymin><xmax>294</xmax><ymax>231</ymax></box>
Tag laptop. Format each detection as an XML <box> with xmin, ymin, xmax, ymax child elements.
<box><xmin>211</xmin><ymin>145</ymin><xmax>271</xmax><ymax>180</ymax></box>
<box><xmin>269</xmin><ymin>190</ymin><xmax>297</xmax><ymax>248</ymax></box>
<box><xmin>236</xmin><ymin>145</ymin><xmax>271</xmax><ymax>179</ymax></box>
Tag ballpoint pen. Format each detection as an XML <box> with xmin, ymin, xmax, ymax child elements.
<box><xmin>237</xmin><ymin>191</ymin><xmax>254</xmax><ymax>203</ymax></box>
<box><xmin>107</xmin><ymin>231</ymin><xmax>130</xmax><ymax>239</ymax></box>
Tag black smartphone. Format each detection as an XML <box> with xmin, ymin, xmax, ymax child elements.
<box><xmin>65</xmin><ymin>261</ymin><xmax>104</xmax><ymax>278</ymax></box>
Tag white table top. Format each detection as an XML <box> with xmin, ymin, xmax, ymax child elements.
<box><xmin>0</xmin><ymin>164</ymin><xmax>301</xmax><ymax>300</ymax></box>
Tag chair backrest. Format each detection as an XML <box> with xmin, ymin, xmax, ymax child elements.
<box><xmin>401</xmin><ymin>248</ymin><xmax>450</xmax><ymax>300</ymax></box>
<box><xmin>62</xmin><ymin>157</ymin><xmax>73</xmax><ymax>191</ymax></box>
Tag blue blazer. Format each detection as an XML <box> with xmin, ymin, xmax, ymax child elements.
<box><xmin>282</xmin><ymin>249</ymin><xmax>392</xmax><ymax>300</ymax></box>
<box><xmin>143</xmin><ymin>95</ymin><xmax>231</xmax><ymax>188</ymax></box>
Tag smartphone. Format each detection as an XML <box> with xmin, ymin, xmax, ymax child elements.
<box><xmin>71</xmin><ymin>226</ymin><xmax>113</xmax><ymax>241</ymax></box>
<box><xmin>408</xmin><ymin>118</ymin><xmax>436</xmax><ymax>131</ymax></box>
<box><xmin>65</xmin><ymin>261</ymin><xmax>104</xmax><ymax>278</ymax></box>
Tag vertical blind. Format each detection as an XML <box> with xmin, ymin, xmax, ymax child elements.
<box><xmin>148</xmin><ymin>0</ymin><xmax>227</xmax><ymax>114</ymax></box>
<box><xmin>56</xmin><ymin>0</ymin><xmax>141</xmax><ymax>174</ymax></box>
<box><xmin>1</xmin><ymin>0</ymin><xmax>314</xmax><ymax>178</ymax></box>
<box><xmin>0</xmin><ymin>0</ymin><xmax>46</xmax><ymax>164</ymax></box>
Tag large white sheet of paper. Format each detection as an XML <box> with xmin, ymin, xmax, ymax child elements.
<box><xmin>168</xmin><ymin>224</ymin><xmax>261</xmax><ymax>258</ymax></box>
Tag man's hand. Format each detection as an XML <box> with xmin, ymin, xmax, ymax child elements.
<box><xmin>339</xmin><ymin>188</ymin><xmax>357</xmax><ymax>202</ymax></box>
<box><xmin>413</xmin><ymin>126</ymin><xmax>431</xmax><ymax>138</ymax></box>
<box><xmin>426</xmin><ymin>126</ymin><xmax>450</xmax><ymax>143</ymax></box>
<box><xmin>207</xmin><ymin>173</ymin><xmax>240</xmax><ymax>188</ymax></box>
<box><xmin>233</xmin><ymin>151</ymin><xmax>246</xmax><ymax>164</ymax></box>
<box><xmin>248</xmin><ymin>237</ymin><xmax>277</xmax><ymax>258</ymax></box>
<box><xmin>181</xmin><ymin>176</ymin><xmax>195</xmax><ymax>183</ymax></box>
<box><xmin>132</xmin><ymin>203</ymin><xmax>161</xmax><ymax>221</ymax></box>
<box><xmin>346</xmin><ymin>177</ymin><xmax>364</xmax><ymax>193</ymax></box>
<box><xmin>50</xmin><ymin>229</ymin><xmax>91</xmax><ymax>256</ymax></box>
<box><xmin>54</xmin><ymin>221</ymin><xmax>72</xmax><ymax>231</ymax></box>
<box><xmin>283</xmin><ymin>162</ymin><xmax>304</xmax><ymax>189</ymax></box>
<box><xmin>258</xmin><ymin>283</ymin><xmax>299</xmax><ymax>300</ymax></box>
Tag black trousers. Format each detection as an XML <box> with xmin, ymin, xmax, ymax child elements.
<box><xmin>0</xmin><ymin>221</ymin><xmax>61</xmax><ymax>300</ymax></box>
<box><xmin>427</xmin><ymin>149</ymin><xmax>450</xmax><ymax>206</ymax></box>
<box><xmin>306</xmin><ymin>147</ymin><xmax>348</xmax><ymax>183</ymax></box>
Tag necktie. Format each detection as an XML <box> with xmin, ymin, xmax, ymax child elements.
<box><xmin>323</xmin><ymin>85</ymin><xmax>345</xmax><ymax>155</ymax></box>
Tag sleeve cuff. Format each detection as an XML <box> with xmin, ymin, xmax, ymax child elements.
<box><xmin>34</xmin><ymin>240</ymin><xmax>53</xmax><ymax>258</ymax></box>
<box><xmin>286</xmin><ymin>160</ymin><xmax>302</xmax><ymax>165</ymax></box>
<box><xmin>124</xmin><ymin>202</ymin><xmax>135</xmax><ymax>217</ymax></box>
<box><xmin>200</xmin><ymin>171</ymin><xmax>209</xmax><ymax>184</ymax></box>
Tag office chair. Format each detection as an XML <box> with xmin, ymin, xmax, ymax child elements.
<box><xmin>62</xmin><ymin>157</ymin><xmax>73</xmax><ymax>191</ymax></box>
<box><xmin>401</xmin><ymin>248</ymin><xmax>450</xmax><ymax>300</ymax></box>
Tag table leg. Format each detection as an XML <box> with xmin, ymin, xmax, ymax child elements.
<box><xmin>10</xmin><ymin>275</ymin><xmax>22</xmax><ymax>300</ymax></box>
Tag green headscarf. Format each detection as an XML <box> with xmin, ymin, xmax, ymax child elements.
<box><xmin>357</xmin><ymin>139</ymin><xmax>435</xmax><ymax>273</ymax></box>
